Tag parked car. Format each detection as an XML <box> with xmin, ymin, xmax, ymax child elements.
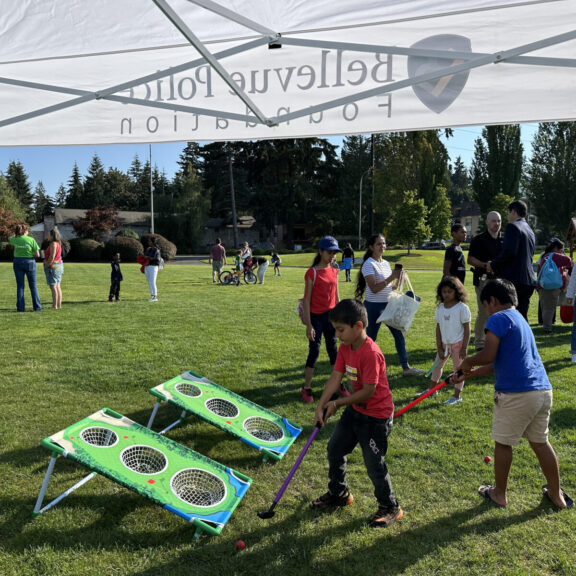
<box><xmin>420</xmin><ymin>240</ymin><xmax>447</xmax><ymax>250</ymax></box>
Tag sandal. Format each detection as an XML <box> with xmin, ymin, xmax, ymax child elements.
<box><xmin>478</xmin><ymin>485</ymin><xmax>506</xmax><ymax>507</ymax></box>
<box><xmin>542</xmin><ymin>485</ymin><xmax>574</xmax><ymax>509</ymax></box>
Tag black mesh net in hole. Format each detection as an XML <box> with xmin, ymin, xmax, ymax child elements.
<box><xmin>171</xmin><ymin>468</ymin><xmax>226</xmax><ymax>507</ymax></box>
<box><xmin>175</xmin><ymin>382</ymin><xmax>202</xmax><ymax>397</ymax></box>
<box><xmin>243</xmin><ymin>417</ymin><xmax>284</xmax><ymax>442</ymax></box>
<box><xmin>120</xmin><ymin>445</ymin><xmax>168</xmax><ymax>474</ymax></box>
<box><xmin>205</xmin><ymin>397</ymin><xmax>239</xmax><ymax>418</ymax></box>
<box><xmin>80</xmin><ymin>427</ymin><xmax>118</xmax><ymax>447</ymax></box>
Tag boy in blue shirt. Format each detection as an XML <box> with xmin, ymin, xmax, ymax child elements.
<box><xmin>455</xmin><ymin>279</ymin><xmax>572</xmax><ymax>509</ymax></box>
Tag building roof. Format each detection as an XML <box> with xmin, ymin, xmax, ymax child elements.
<box><xmin>54</xmin><ymin>208</ymin><xmax>150</xmax><ymax>226</ymax></box>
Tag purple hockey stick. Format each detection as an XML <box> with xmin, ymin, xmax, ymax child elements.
<box><xmin>257</xmin><ymin>422</ymin><xmax>322</xmax><ymax>519</ymax></box>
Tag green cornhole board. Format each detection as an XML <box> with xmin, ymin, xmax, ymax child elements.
<box><xmin>147</xmin><ymin>370</ymin><xmax>302</xmax><ymax>462</ymax></box>
<box><xmin>34</xmin><ymin>408</ymin><xmax>252</xmax><ymax>538</ymax></box>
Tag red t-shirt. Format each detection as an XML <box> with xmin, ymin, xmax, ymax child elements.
<box><xmin>44</xmin><ymin>242</ymin><xmax>62</xmax><ymax>265</ymax></box>
<box><xmin>304</xmin><ymin>266</ymin><xmax>339</xmax><ymax>314</ymax></box>
<box><xmin>334</xmin><ymin>337</ymin><xmax>394</xmax><ymax>419</ymax></box>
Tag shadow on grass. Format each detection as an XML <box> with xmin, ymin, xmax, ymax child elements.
<box><xmin>126</xmin><ymin>499</ymin><xmax>545</xmax><ymax>576</ymax></box>
<box><xmin>550</xmin><ymin>406</ymin><xmax>576</xmax><ymax>430</ymax></box>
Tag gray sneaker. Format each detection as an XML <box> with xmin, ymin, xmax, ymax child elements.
<box><xmin>403</xmin><ymin>367</ymin><xmax>424</xmax><ymax>377</ymax></box>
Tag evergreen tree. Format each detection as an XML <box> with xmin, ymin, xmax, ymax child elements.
<box><xmin>338</xmin><ymin>135</ymin><xmax>372</xmax><ymax>238</ymax></box>
<box><xmin>66</xmin><ymin>163</ymin><xmax>84</xmax><ymax>208</ymax></box>
<box><xmin>525</xmin><ymin>122</ymin><xmax>576</xmax><ymax>238</ymax></box>
<box><xmin>105</xmin><ymin>168</ymin><xmax>136</xmax><ymax>209</ymax></box>
<box><xmin>471</xmin><ymin>125</ymin><xmax>523</xmax><ymax>218</ymax></box>
<box><xmin>33</xmin><ymin>181</ymin><xmax>55</xmax><ymax>221</ymax></box>
<box><xmin>5</xmin><ymin>161</ymin><xmax>34</xmax><ymax>221</ymax></box>
<box><xmin>448</xmin><ymin>157</ymin><xmax>473</xmax><ymax>205</ymax></box>
<box><xmin>83</xmin><ymin>154</ymin><xmax>107</xmax><ymax>207</ymax></box>
<box><xmin>55</xmin><ymin>184</ymin><xmax>68</xmax><ymax>207</ymax></box>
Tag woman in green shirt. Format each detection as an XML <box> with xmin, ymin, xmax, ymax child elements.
<box><xmin>9</xmin><ymin>223</ymin><xmax>42</xmax><ymax>312</ymax></box>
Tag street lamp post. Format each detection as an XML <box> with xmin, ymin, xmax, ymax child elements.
<box><xmin>358</xmin><ymin>168</ymin><xmax>371</xmax><ymax>251</ymax></box>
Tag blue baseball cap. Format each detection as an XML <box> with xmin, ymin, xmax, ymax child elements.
<box><xmin>318</xmin><ymin>236</ymin><xmax>342</xmax><ymax>252</ymax></box>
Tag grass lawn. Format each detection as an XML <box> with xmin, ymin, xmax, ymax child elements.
<box><xmin>1</xmin><ymin>260</ymin><xmax>575</xmax><ymax>576</ymax></box>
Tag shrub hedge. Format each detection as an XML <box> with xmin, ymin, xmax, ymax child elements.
<box><xmin>140</xmin><ymin>233</ymin><xmax>177</xmax><ymax>260</ymax></box>
<box><xmin>68</xmin><ymin>238</ymin><xmax>103</xmax><ymax>261</ymax></box>
<box><xmin>102</xmin><ymin>236</ymin><xmax>144</xmax><ymax>262</ymax></box>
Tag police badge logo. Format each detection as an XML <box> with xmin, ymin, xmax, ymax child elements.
<box><xmin>408</xmin><ymin>35</ymin><xmax>472</xmax><ymax>113</ymax></box>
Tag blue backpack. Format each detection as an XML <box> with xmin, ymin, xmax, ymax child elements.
<box><xmin>537</xmin><ymin>254</ymin><xmax>563</xmax><ymax>290</ymax></box>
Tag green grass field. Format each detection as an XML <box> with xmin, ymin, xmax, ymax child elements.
<box><xmin>1</xmin><ymin>258</ymin><xmax>575</xmax><ymax>576</ymax></box>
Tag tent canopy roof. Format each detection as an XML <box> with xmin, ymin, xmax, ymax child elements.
<box><xmin>1</xmin><ymin>0</ymin><xmax>575</xmax><ymax>146</ymax></box>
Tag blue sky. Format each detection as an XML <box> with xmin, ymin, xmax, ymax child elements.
<box><xmin>0</xmin><ymin>124</ymin><xmax>540</xmax><ymax>198</ymax></box>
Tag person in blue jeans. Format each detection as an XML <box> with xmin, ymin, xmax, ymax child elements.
<box><xmin>355</xmin><ymin>234</ymin><xmax>423</xmax><ymax>376</ymax></box>
<box><xmin>9</xmin><ymin>223</ymin><xmax>42</xmax><ymax>312</ymax></box>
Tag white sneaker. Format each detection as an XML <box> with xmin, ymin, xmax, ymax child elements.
<box><xmin>403</xmin><ymin>367</ymin><xmax>425</xmax><ymax>377</ymax></box>
<box><xmin>572</xmin><ymin>354</ymin><xmax>576</xmax><ymax>363</ymax></box>
<box><xmin>149</xmin><ymin>296</ymin><xmax>158</xmax><ymax>302</ymax></box>
<box><xmin>444</xmin><ymin>396</ymin><xmax>462</xmax><ymax>405</ymax></box>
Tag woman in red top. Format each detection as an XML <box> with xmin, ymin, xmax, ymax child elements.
<box><xmin>537</xmin><ymin>238</ymin><xmax>572</xmax><ymax>334</ymax></box>
<box><xmin>43</xmin><ymin>227</ymin><xmax>64</xmax><ymax>309</ymax></box>
<box><xmin>300</xmin><ymin>236</ymin><xmax>341</xmax><ymax>403</ymax></box>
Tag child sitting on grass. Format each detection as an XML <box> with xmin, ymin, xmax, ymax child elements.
<box><xmin>311</xmin><ymin>298</ymin><xmax>402</xmax><ymax>528</ymax></box>
<box><xmin>454</xmin><ymin>279</ymin><xmax>573</xmax><ymax>509</ymax></box>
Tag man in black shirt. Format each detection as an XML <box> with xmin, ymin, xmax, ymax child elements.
<box><xmin>467</xmin><ymin>211</ymin><xmax>502</xmax><ymax>350</ymax></box>
<box><xmin>443</xmin><ymin>223</ymin><xmax>467</xmax><ymax>283</ymax></box>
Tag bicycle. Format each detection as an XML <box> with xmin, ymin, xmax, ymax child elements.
<box><xmin>219</xmin><ymin>265</ymin><xmax>257</xmax><ymax>285</ymax></box>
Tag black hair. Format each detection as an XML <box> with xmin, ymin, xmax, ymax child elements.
<box><xmin>508</xmin><ymin>200</ymin><xmax>528</xmax><ymax>218</ymax></box>
<box><xmin>544</xmin><ymin>238</ymin><xmax>564</xmax><ymax>254</ymax></box>
<box><xmin>355</xmin><ymin>233</ymin><xmax>385</xmax><ymax>300</ymax></box>
<box><xmin>451</xmin><ymin>223</ymin><xmax>464</xmax><ymax>234</ymax></box>
<box><xmin>480</xmin><ymin>278</ymin><xmax>518</xmax><ymax>307</ymax></box>
<box><xmin>436</xmin><ymin>275</ymin><xmax>468</xmax><ymax>304</ymax></box>
<box><xmin>329</xmin><ymin>298</ymin><xmax>368</xmax><ymax>328</ymax></box>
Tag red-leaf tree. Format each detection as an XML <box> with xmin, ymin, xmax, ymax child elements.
<box><xmin>72</xmin><ymin>206</ymin><xmax>122</xmax><ymax>241</ymax></box>
<box><xmin>0</xmin><ymin>207</ymin><xmax>24</xmax><ymax>239</ymax></box>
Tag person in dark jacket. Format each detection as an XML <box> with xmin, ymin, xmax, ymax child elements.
<box><xmin>108</xmin><ymin>252</ymin><xmax>123</xmax><ymax>302</ymax></box>
<box><xmin>488</xmin><ymin>200</ymin><xmax>536</xmax><ymax>321</ymax></box>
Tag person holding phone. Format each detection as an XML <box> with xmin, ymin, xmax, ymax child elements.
<box><xmin>355</xmin><ymin>234</ymin><xmax>423</xmax><ymax>377</ymax></box>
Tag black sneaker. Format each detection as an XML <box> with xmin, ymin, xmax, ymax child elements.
<box><xmin>368</xmin><ymin>506</ymin><xmax>403</xmax><ymax>528</ymax></box>
<box><xmin>311</xmin><ymin>490</ymin><xmax>354</xmax><ymax>510</ymax></box>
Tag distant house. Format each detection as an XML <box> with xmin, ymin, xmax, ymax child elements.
<box><xmin>203</xmin><ymin>215</ymin><xmax>263</xmax><ymax>249</ymax></box>
<box><xmin>453</xmin><ymin>201</ymin><xmax>482</xmax><ymax>238</ymax></box>
<box><xmin>34</xmin><ymin>208</ymin><xmax>151</xmax><ymax>244</ymax></box>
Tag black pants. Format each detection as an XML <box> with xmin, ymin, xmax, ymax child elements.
<box><xmin>514</xmin><ymin>283</ymin><xmax>535</xmax><ymax>321</ymax></box>
<box><xmin>109</xmin><ymin>279</ymin><xmax>121</xmax><ymax>301</ymax></box>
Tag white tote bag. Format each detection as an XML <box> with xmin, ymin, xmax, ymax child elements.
<box><xmin>377</xmin><ymin>272</ymin><xmax>420</xmax><ymax>335</ymax></box>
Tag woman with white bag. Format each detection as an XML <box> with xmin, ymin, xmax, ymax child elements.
<box><xmin>355</xmin><ymin>234</ymin><xmax>423</xmax><ymax>377</ymax></box>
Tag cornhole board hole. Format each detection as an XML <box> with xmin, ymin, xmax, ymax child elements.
<box><xmin>33</xmin><ymin>408</ymin><xmax>252</xmax><ymax>538</ymax></box>
<box><xmin>147</xmin><ymin>370</ymin><xmax>302</xmax><ymax>462</ymax></box>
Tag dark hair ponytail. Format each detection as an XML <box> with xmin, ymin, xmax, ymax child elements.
<box><xmin>355</xmin><ymin>234</ymin><xmax>384</xmax><ymax>300</ymax></box>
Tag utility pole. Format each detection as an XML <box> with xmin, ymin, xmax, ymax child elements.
<box><xmin>149</xmin><ymin>144</ymin><xmax>155</xmax><ymax>234</ymax></box>
<box><xmin>229</xmin><ymin>152</ymin><xmax>239</xmax><ymax>248</ymax></box>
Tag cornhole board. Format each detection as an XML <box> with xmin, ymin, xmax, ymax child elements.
<box><xmin>33</xmin><ymin>408</ymin><xmax>252</xmax><ymax>538</ymax></box>
<box><xmin>147</xmin><ymin>370</ymin><xmax>302</xmax><ymax>462</ymax></box>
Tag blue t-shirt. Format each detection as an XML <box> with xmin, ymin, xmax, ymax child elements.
<box><xmin>486</xmin><ymin>308</ymin><xmax>551</xmax><ymax>393</ymax></box>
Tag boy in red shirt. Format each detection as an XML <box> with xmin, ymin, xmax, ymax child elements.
<box><xmin>312</xmin><ymin>299</ymin><xmax>402</xmax><ymax>528</ymax></box>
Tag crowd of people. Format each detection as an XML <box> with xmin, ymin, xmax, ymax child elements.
<box><xmin>7</xmin><ymin>199</ymin><xmax>574</xmax><ymax>528</ymax></box>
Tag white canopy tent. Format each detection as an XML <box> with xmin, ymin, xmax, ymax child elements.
<box><xmin>1</xmin><ymin>0</ymin><xmax>575</xmax><ymax>146</ymax></box>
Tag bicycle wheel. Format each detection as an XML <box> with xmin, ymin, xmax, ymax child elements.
<box><xmin>220</xmin><ymin>271</ymin><xmax>234</xmax><ymax>285</ymax></box>
<box><xmin>244</xmin><ymin>270</ymin><xmax>257</xmax><ymax>284</ymax></box>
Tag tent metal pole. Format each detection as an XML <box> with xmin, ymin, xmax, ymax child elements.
<box><xmin>152</xmin><ymin>0</ymin><xmax>274</xmax><ymax>125</ymax></box>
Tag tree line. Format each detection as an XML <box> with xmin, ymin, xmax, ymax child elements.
<box><xmin>1</xmin><ymin>123</ymin><xmax>575</xmax><ymax>252</ymax></box>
